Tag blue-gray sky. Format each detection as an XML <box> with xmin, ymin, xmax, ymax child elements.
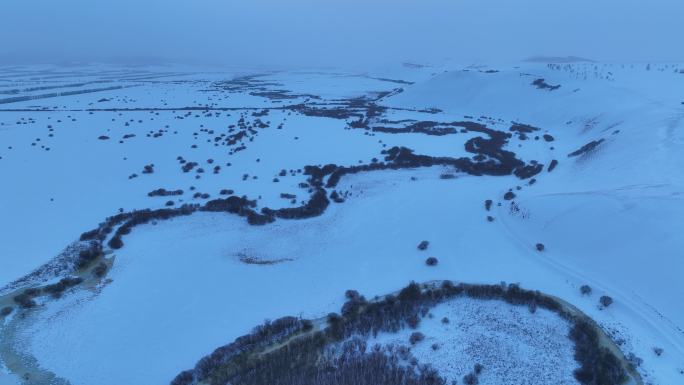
<box><xmin>1</xmin><ymin>0</ymin><xmax>682</xmax><ymax>67</ymax></box>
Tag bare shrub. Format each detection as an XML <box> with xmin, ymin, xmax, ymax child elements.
<box><xmin>580</xmin><ymin>285</ymin><xmax>592</xmax><ymax>296</ymax></box>
<box><xmin>600</xmin><ymin>295</ymin><xmax>614</xmax><ymax>308</ymax></box>
<box><xmin>417</xmin><ymin>240</ymin><xmax>429</xmax><ymax>251</ymax></box>
<box><xmin>409</xmin><ymin>332</ymin><xmax>425</xmax><ymax>345</ymax></box>
<box><xmin>425</xmin><ymin>257</ymin><xmax>439</xmax><ymax>266</ymax></box>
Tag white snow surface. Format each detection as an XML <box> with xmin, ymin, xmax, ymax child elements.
<box><xmin>369</xmin><ymin>297</ymin><xmax>579</xmax><ymax>385</ymax></box>
<box><xmin>1</xmin><ymin>61</ymin><xmax>684</xmax><ymax>384</ymax></box>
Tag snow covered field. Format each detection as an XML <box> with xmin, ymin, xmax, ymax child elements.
<box><xmin>369</xmin><ymin>297</ymin><xmax>579</xmax><ymax>385</ymax></box>
<box><xmin>1</xmin><ymin>61</ymin><xmax>683</xmax><ymax>385</ymax></box>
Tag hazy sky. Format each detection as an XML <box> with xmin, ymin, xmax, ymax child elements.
<box><xmin>1</xmin><ymin>0</ymin><xmax>682</xmax><ymax>67</ymax></box>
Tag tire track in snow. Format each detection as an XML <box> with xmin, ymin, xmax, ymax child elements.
<box><xmin>496</xmin><ymin>190</ymin><xmax>684</xmax><ymax>383</ymax></box>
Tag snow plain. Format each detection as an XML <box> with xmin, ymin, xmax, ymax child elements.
<box><xmin>1</xmin><ymin>61</ymin><xmax>683</xmax><ymax>385</ymax></box>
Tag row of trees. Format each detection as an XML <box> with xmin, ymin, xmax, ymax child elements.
<box><xmin>172</xmin><ymin>281</ymin><xmax>628</xmax><ymax>385</ymax></box>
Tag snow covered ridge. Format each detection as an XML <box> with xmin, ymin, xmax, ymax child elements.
<box><xmin>170</xmin><ymin>281</ymin><xmax>637</xmax><ymax>385</ymax></box>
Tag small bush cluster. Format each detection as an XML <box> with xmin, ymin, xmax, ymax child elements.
<box><xmin>13</xmin><ymin>292</ymin><xmax>37</xmax><ymax>308</ymax></box>
<box><xmin>463</xmin><ymin>365</ymin><xmax>483</xmax><ymax>385</ymax></box>
<box><xmin>11</xmin><ymin>275</ymin><xmax>85</xmax><ymax>308</ymax></box>
<box><xmin>600</xmin><ymin>296</ymin><xmax>614</xmax><ymax>308</ymax></box>
<box><xmin>503</xmin><ymin>191</ymin><xmax>516</xmax><ymax>200</ymax></box>
<box><xmin>514</xmin><ymin>163</ymin><xmax>544</xmax><ymax>179</ymax></box>
<box><xmin>425</xmin><ymin>257</ymin><xmax>439</xmax><ymax>266</ymax></box>
<box><xmin>580</xmin><ymin>285</ymin><xmax>592</xmax><ymax>296</ymax></box>
<box><xmin>43</xmin><ymin>277</ymin><xmax>83</xmax><ymax>298</ymax></box>
<box><xmin>202</xmin><ymin>196</ymin><xmax>272</xmax><ymax>225</ymax></box>
<box><xmin>148</xmin><ymin>188</ymin><xmax>184</xmax><ymax>197</ymax></box>
<box><xmin>532</xmin><ymin>78</ymin><xmax>561</xmax><ymax>91</ymax></box>
<box><xmin>79</xmin><ymin>228</ymin><xmax>101</xmax><ymax>241</ymax></box>
<box><xmin>417</xmin><ymin>240</ymin><xmax>429</xmax><ymax>251</ymax></box>
<box><xmin>330</xmin><ymin>190</ymin><xmax>345</xmax><ymax>203</ymax></box>
<box><xmin>409</xmin><ymin>331</ymin><xmax>425</xmax><ymax>345</ymax></box>
<box><xmin>548</xmin><ymin>159</ymin><xmax>559</xmax><ymax>172</ymax></box>
<box><xmin>261</xmin><ymin>188</ymin><xmax>330</xmax><ymax>222</ymax></box>
<box><xmin>345</xmin><ymin>290</ymin><xmax>361</xmax><ymax>300</ymax></box>
<box><xmin>76</xmin><ymin>242</ymin><xmax>103</xmax><ymax>269</ymax></box>
<box><xmin>182</xmin><ymin>161</ymin><xmax>199</xmax><ymax>172</ymax></box>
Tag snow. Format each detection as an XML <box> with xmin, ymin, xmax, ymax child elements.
<box><xmin>1</xmin><ymin>61</ymin><xmax>684</xmax><ymax>384</ymax></box>
<box><xmin>369</xmin><ymin>297</ymin><xmax>579</xmax><ymax>385</ymax></box>
<box><xmin>0</xmin><ymin>374</ymin><xmax>20</xmax><ymax>385</ymax></box>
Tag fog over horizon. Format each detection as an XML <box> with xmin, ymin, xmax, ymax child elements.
<box><xmin>1</xmin><ymin>0</ymin><xmax>683</xmax><ymax>68</ymax></box>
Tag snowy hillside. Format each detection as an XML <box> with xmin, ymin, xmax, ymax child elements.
<box><xmin>1</xmin><ymin>61</ymin><xmax>683</xmax><ymax>385</ymax></box>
